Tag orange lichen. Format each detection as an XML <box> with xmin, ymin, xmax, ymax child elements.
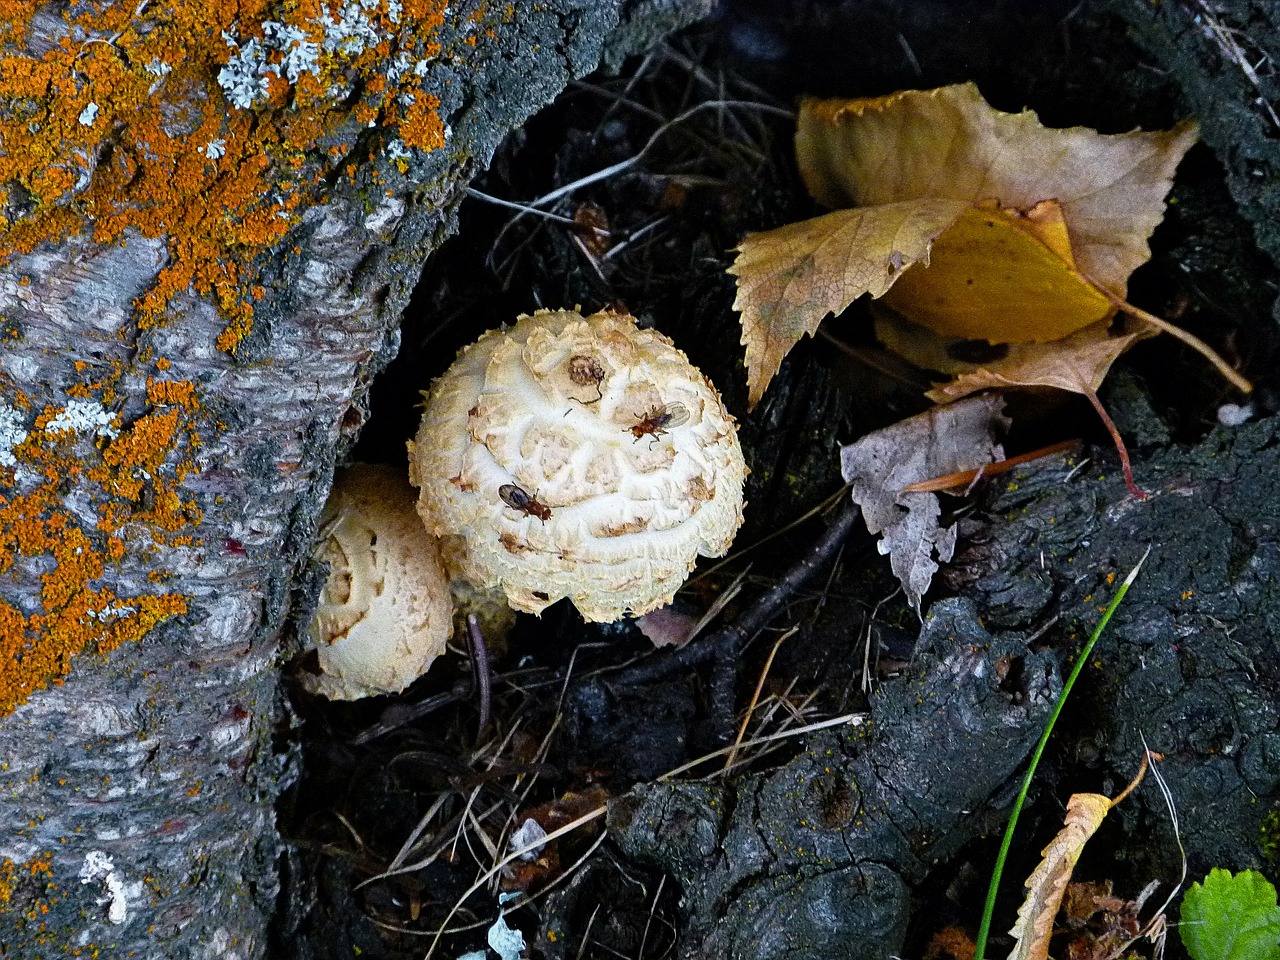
<box><xmin>145</xmin><ymin>379</ymin><xmax>199</xmax><ymax>410</ymax></box>
<box><xmin>0</xmin><ymin>0</ymin><xmax>506</xmax><ymax>715</ymax></box>
<box><xmin>0</xmin><ymin>852</ymin><xmax>55</xmax><ymax>918</ymax></box>
<box><xmin>396</xmin><ymin>92</ymin><xmax>448</xmax><ymax>151</ymax></box>
<box><xmin>0</xmin><ymin>0</ymin><xmax>525</xmax><ymax>714</ymax></box>
<box><xmin>0</xmin><ymin>383</ymin><xmax>202</xmax><ymax>717</ymax></box>
<box><xmin>0</xmin><ymin>0</ymin><xmax>454</xmax><ymax>353</ymax></box>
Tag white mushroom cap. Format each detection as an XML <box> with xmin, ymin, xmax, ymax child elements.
<box><xmin>301</xmin><ymin>463</ymin><xmax>452</xmax><ymax>699</ymax></box>
<box><xmin>408</xmin><ymin>308</ymin><xmax>747</xmax><ymax>622</ymax></box>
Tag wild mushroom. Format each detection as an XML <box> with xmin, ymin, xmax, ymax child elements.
<box><xmin>299</xmin><ymin>463</ymin><xmax>452</xmax><ymax>699</ymax></box>
<box><xmin>408</xmin><ymin>307</ymin><xmax>747</xmax><ymax>622</ymax></box>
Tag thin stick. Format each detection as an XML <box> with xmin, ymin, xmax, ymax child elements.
<box><xmin>465</xmin><ymin>188</ymin><xmax>582</xmax><ymax>225</ymax></box>
<box><xmin>718</xmin><ymin>688</ymin><xmax>821</xmax><ymax>778</ymax></box>
<box><xmin>414</xmin><ymin>828</ymin><xmax>612</xmax><ymax>940</ymax></box>
<box><xmin>357</xmin><ymin>794</ymin><xmax>451</xmax><ymax>889</ymax></box>
<box><xmin>900</xmin><ymin>440</ymin><xmax>1082</xmax><ymax>493</ymax></box>
<box><xmin>1110</xmin><ymin>749</ymin><xmax>1151</xmax><ymax>807</ymax></box>
<box><xmin>681</xmin><ymin>571</ymin><xmax>747</xmax><ymax>648</ymax></box>
<box><xmin>466</xmin><ymin>614</ymin><xmax>492</xmax><ymax>740</ymax></box>
<box><xmin>636</xmin><ymin>874</ymin><xmax>667</xmax><ymax>960</ymax></box>
<box><xmin>1131</xmin><ymin>739</ymin><xmax>1187</xmax><ymax>948</ymax></box>
<box><xmin>601</xmin><ymin>215</ymin><xmax>672</xmax><ymax>260</ymax></box>
<box><xmin>423</xmin><ymin>806</ymin><xmax>608</xmax><ymax>957</ymax></box>
<box><xmin>725</xmin><ymin>627</ymin><xmax>796</xmax><ymax>769</ymax></box>
<box><xmin>609</xmin><ymin>496</ymin><xmax>862</xmax><ymax>689</ymax></box>
<box><xmin>659</xmin><ymin>710</ymin><xmax>868</xmax><ymax>782</ymax></box>
<box><xmin>573</xmin><ymin>905</ymin><xmax>602</xmax><ymax>960</ymax></box>
<box><xmin>503</xmin><ymin>100</ymin><xmax>794</xmax><ymax>213</ymax></box>
<box><xmin>860</xmin><ymin>587</ymin><xmax>901</xmax><ymax>696</ymax></box>
<box><xmin>690</xmin><ymin>482</ymin><xmax>852</xmax><ymax>585</ymax></box>
<box><xmin>351</xmin><ymin>682</ymin><xmax>469</xmax><ymax>744</ymax></box>
<box><xmin>590</xmin><ymin>46</ymin><xmax>661</xmax><ymax>134</ymax></box>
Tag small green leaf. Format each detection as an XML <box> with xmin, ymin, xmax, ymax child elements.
<box><xmin>1181</xmin><ymin>868</ymin><xmax>1280</xmax><ymax>960</ymax></box>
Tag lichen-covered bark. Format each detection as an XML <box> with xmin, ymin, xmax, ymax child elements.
<box><xmin>0</xmin><ymin>0</ymin><xmax>711</xmax><ymax>954</ymax></box>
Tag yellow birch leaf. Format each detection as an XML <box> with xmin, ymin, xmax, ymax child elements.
<box><xmin>730</xmin><ymin>198</ymin><xmax>970</xmax><ymax>409</ymax></box>
<box><xmin>870</xmin><ymin>307</ymin><xmax>982</xmax><ymax>376</ymax></box>
<box><xmin>795</xmin><ymin>83</ymin><xmax>1198</xmax><ymax>296</ymax></box>
<box><xmin>1019</xmin><ymin>199</ymin><xmax>1078</xmax><ymax>266</ymax></box>
<box><xmin>1007</xmin><ymin>792</ymin><xmax>1115</xmax><ymax>960</ymax></box>
<box><xmin>880</xmin><ymin>202</ymin><xmax>1115</xmax><ymax>343</ymax></box>
<box><xmin>729</xmin><ymin>81</ymin><xmax>1231</xmax><ymax>412</ymax></box>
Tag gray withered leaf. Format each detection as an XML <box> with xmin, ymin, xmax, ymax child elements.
<box><xmin>840</xmin><ymin>394</ymin><xmax>1008</xmax><ymax>611</ymax></box>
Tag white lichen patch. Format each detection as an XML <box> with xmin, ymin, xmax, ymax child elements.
<box><xmin>217</xmin><ymin>31</ymin><xmax>270</xmax><ymax>109</ymax></box>
<box><xmin>319</xmin><ymin>0</ymin><xmax>387</xmax><ymax>55</ymax></box>
<box><xmin>261</xmin><ymin>20</ymin><xmax>321</xmax><ymax>82</ymax></box>
<box><xmin>218</xmin><ymin>0</ymin><xmax>439</xmax><ymax>124</ymax></box>
<box><xmin>410</xmin><ymin>308</ymin><xmax>747</xmax><ymax>622</ymax></box>
<box><xmin>79</xmin><ymin>850</ymin><xmax>127</xmax><ymax>924</ymax></box>
<box><xmin>83</xmin><ymin>603</ymin><xmax>139</xmax><ymax>622</ymax></box>
<box><xmin>44</xmin><ymin>399</ymin><xmax>119</xmax><ymax>440</ymax></box>
<box><xmin>0</xmin><ymin>403</ymin><xmax>28</xmax><ymax>467</ymax></box>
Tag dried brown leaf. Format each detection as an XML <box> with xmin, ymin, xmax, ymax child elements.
<box><xmin>731</xmin><ymin>199</ymin><xmax>969</xmax><ymax>408</ymax></box>
<box><xmin>1007</xmin><ymin>792</ymin><xmax>1115</xmax><ymax>960</ymax></box>
<box><xmin>795</xmin><ymin>83</ymin><xmax>1198</xmax><ymax>295</ymax></box>
<box><xmin>923</xmin><ymin>322</ymin><xmax>1155</xmax><ymax>403</ymax></box>
<box><xmin>1062</xmin><ymin>879</ymin><xmax>1125</xmax><ymax>925</ymax></box>
<box><xmin>925</xmin><ymin>926</ymin><xmax>978</xmax><ymax>960</ymax></box>
<box><xmin>729</xmin><ymin>82</ymin><xmax>1206</xmax><ymax>411</ymax></box>
<box><xmin>873</xmin><ymin>310</ymin><xmax>1156</xmax><ymax>402</ymax></box>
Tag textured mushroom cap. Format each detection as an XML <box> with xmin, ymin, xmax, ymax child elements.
<box><xmin>408</xmin><ymin>308</ymin><xmax>746</xmax><ymax>622</ymax></box>
<box><xmin>301</xmin><ymin>463</ymin><xmax>452</xmax><ymax>699</ymax></box>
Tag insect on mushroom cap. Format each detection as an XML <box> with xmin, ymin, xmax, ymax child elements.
<box><xmin>408</xmin><ymin>307</ymin><xmax>747</xmax><ymax>622</ymax></box>
<box><xmin>300</xmin><ymin>463</ymin><xmax>452</xmax><ymax>700</ymax></box>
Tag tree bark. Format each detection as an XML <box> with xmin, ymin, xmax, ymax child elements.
<box><xmin>0</xmin><ymin>0</ymin><xmax>712</xmax><ymax>954</ymax></box>
<box><xmin>1098</xmin><ymin>0</ymin><xmax>1280</xmax><ymax>274</ymax></box>
<box><xmin>607</xmin><ymin>415</ymin><xmax>1280</xmax><ymax>960</ymax></box>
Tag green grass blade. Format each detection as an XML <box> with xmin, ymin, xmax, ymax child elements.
<box><xmin>973</xmin><ymin>546</ymin><xmax>1150</xmax><ymax>960</ymax></box>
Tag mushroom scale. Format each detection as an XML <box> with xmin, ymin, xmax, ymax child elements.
<box><xmin>409</xmin><ymin>308</ymin><xmax>747</xmax><ymax>622</ymax></box>
<box><xmin>300</xmin><ymin>463</ymin><xmax>453</xmax><ymax>700</ymax></box>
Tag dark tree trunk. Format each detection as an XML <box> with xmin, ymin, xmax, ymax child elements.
<box><xmin>0</xmin><ymin>1</ymin><xmax>712</xmax><ymax>954</ymax></box>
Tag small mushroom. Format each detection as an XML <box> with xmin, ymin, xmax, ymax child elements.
<box><xmin>299</xmin><ymin>463</ymin><xmax>452</xmax><ymax>699</ymax></box>
<box><xmin>408</xmin><ymin>307</ymin><xmax>747</xmax><ymax>622</ymax></box>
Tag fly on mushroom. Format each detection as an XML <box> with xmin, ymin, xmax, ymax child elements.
<box><xmin>499</xmin><ymin>483</ymin><xmax>553</xmax><ymax>521</ymax></box>
<box><xmin>631</xmin><ymin>402</ymin><xmax>689</xmax><ymax>443</ymax></box>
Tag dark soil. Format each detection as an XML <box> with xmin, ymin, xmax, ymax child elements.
<box><xmin>275</xmin><ymin>3</ymin><xmax>1280</xmax><ymax>959</ymax></box>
